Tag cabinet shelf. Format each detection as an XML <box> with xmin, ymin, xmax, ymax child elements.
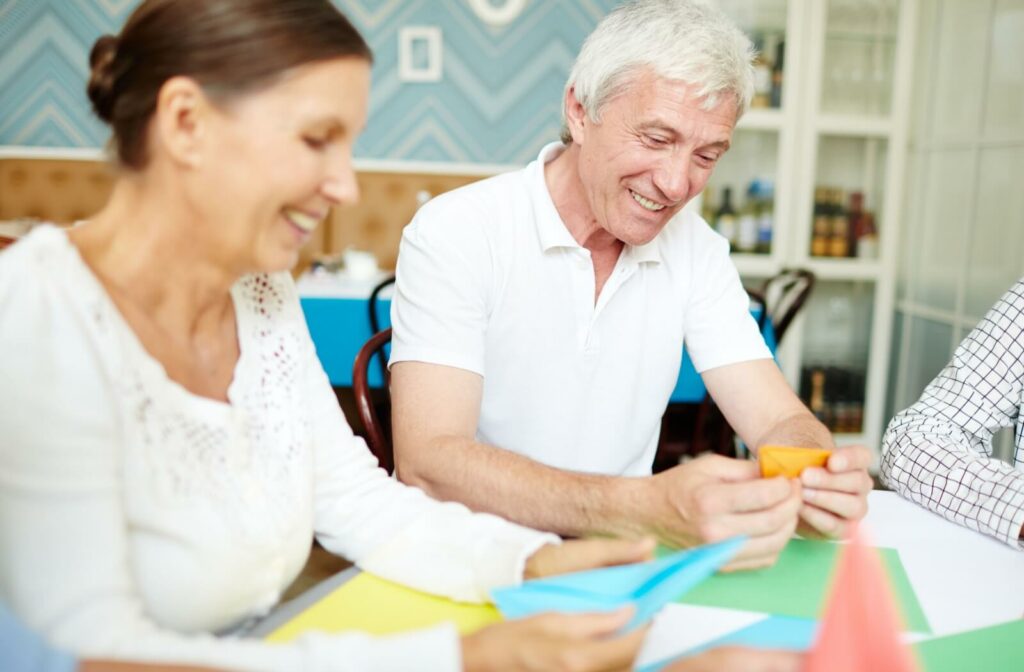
<box><xmin>731</xmin><ymin>253</ymin><xmax>779</xmax><ymax>277</ymax></box>
<box><xmin>804</xmin><ymin>258</ymin><xmax>882</xmax><ymax>281</ymax></box>
<box><xmin>817</xmin><ymin>114</ymin><xmax>892</xmax><ymax>137</ymax></box>
<box><xmin>738</xmin><ymin>108</ymin><xmax>786</xmax><ymax>132</ymax></box>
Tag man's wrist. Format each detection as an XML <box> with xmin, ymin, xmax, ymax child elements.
<box><xmin>591</xmin><ymin>475</ymin><xmax>657</xmax><ymax>539</ymax></box>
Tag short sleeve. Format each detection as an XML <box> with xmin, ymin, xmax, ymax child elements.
<box><xmin>683</xmin><ymin>226</ymin><xmax>772</xmax><ymax>373</ymax></box>
<box><xmin>389</xmin><ymin>194</ymin><xmax>494</xmax><ymax>376</ymax></box>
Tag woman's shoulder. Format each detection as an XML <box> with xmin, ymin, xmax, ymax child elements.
<box><xmin>0</xmin><ymin>226</ymin><xmax>120</xmax><ymax>444</ymax></box>
<box><xmin>0</xmin><ymin>224</ymin><xmax>71</xmax><ymax>277</ymax></box>
<box><xmin>0</xmin><ymin>225</ymin><xmax>92</xmax><ymax>324</ymax></box>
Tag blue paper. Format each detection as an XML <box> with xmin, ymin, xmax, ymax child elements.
<box><xmin>492</xmin><ymin>537</ymin><xmax>745</xmax><ymax>630</ymax></box>
<box><xmin>712</xmin><ymin>615</ymin><xmax>818</xmax><ymax>650</ymax></box>
<box><xmin>638</xmin><ymin>616</ymin><xmax>818</xmax><ymax>672</ymax></box>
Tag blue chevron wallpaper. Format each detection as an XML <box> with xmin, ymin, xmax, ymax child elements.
<box><xmin>0</xmin><ymin>0</ymin><xmax>620</xmax><ymax>164</ymax></box>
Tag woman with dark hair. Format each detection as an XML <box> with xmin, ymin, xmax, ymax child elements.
<box><xmin>0</xmin><ymin>1</ymin><xmax>655</xmax><ymax>670</ymax></box>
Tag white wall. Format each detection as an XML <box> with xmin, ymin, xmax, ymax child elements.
<box><xmin>889</xmin><ymin>0</ymin><xmax>1024</xmax><ymax>460</ymax></box>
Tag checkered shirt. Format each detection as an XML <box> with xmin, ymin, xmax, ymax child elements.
<box><xmin>881</xmin><ymin>280</ymin><xmax>1024</xmax><ymax>549</ymax></box>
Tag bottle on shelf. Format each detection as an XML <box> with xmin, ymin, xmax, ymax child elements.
<box><xmin>770</xmin><ymin>38</ymin><xmax>785</xmax><ymax>108</ymax></box>
<box><xmin>751</xmin><ymin>34</ymin><xmax>772</xmax><ymax>109</ymax></box>
<box><xmin>828</xmin><ymin>188</ymin><xmax>850</xmax><ymax>258</ymax></box>
<box><xmin>715</xmin><ymin>186</ymin><xmax>738</xmax><ymax>250</ymax></box>
<box><xmin>856</xmin><ymin>209</ymin><xmax>879</xmax><ymax>260</ymax></box>
<box><xmin>755</xmin><ymin>179</ymin><xmax>774</xmax><ymax>255</ymax></box>
<box><xmin>701</xmin><ymin>190</ymin><xmax>717</xmax><ymax>227</ymax></box>
<box><xmin>737</xmin><ymin>182</ymin><xmax>759</xmax><ymax>253</ymax></box>
<box><xmin>802</xmin><ymin>364</ymin><xmax>867</xmax><ymax>433</ymax></box>
<box><xmin>810</xmin><ymin>187</ymin><xmax>831</xmax><ymax>257</ymax></box>
<box><xmin>808</xmin><ymin>367</ymin><xmax>831</xmax><ymax>429</ymax></box>
<box><xmin>850</xmin><ymin>369</ymin><xmax>866</xmax><ymax>432</ymax></box>
<box><xmin>846</xmin><ymin>191</ymin><xmax>865</xmax><ymax>257</ymax></box>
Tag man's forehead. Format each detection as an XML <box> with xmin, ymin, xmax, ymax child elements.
<box><xmin>613</xmin><ymin>71</ymin><xmax>738</xmax><ymax>120</ymax></box>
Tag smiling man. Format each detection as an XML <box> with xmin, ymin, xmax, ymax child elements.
<box><xmin>389</xmin><ymin>0</ymin><xmax>873</xmax><ymax>570</ymax></box>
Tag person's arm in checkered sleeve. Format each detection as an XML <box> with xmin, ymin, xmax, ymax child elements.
<box><xmin>881</xmin><ymin>279</ymin><xmax>1024</xmax><ymax>549</ymax></box>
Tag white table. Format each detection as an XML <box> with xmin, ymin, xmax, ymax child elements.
<box><xmin>635</xmin><ymin>491</ymin><xmax>1023</xmax><ymax>667</ymax></box>
<box><xmin>858</xmin><ymin>490</ymin><xmax>1022</xmax><ymax>634</ymax></box>
<box><xmin>253</xmin><ymin>491</ymin><xmax>1022</xmax><ymax>665</ymax></box>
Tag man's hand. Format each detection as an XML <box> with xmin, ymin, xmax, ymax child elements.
<box><xmin>645</xmin><ymin>454</ymin><xmax>801</xmax><ymax>571</ymax></box>
<box><xmin>797</xmin><ymin>444</ymin><xmax>873</xmax><ymax>538</ymax></box>
<box><xmin>461</xmin><ymin>608</ymin><xmax>646</xmax><ymax>672</ymax></box>
<box><xmin>524</xmin><ymin>537</ymin><xmax>657</xmax><ymax>580</ymax></box>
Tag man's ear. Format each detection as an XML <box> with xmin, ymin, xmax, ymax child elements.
<box><xmin>564</xmin><ymin>86</ymin><xmax>588</xmax><ymax>145</ymax></box>
<box><xmin>151</xmin><ymin>76</ymin><xmax>209</xmax><ymax>169</ymax></box>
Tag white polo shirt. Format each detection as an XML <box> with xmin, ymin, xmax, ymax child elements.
<box><xmin>391</xmin><ymin>143</ymin><xmax>770</xmax><ymax>476</ymax></box>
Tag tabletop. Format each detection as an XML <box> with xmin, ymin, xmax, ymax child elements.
<box><xmin>251</xmin><ymin>491</ymin><xmax>1023</xmax><ymax>668</ymax></box>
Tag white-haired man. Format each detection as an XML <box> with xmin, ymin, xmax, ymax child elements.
<box><xmin>388</xmin><ymin>0</ymin><xmax>872</xmax><ymax>570</ymax></box>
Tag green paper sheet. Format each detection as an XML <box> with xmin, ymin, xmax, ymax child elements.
<box><xmin>914</xmin><ymin>620</ymin><xmax>1024</xmax><ymax>672</ymax></box>
<box><xmin>666</xmin><ymin>538</ymin><xmax>931</xmax><ymax>633</ymax></box>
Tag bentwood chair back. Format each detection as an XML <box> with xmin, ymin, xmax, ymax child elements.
<box><xmin>352</xmin><ymin>327</ymin><xmax>394</xmax><ymax>473</ymax></box>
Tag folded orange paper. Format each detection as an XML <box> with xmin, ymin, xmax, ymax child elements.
<box><xmin>759</xmin><ymin>445</ymin><xmax>832</xmax><ymax>478</ymax></box>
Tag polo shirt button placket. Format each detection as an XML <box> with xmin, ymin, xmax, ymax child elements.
<box><xmin>573</xmin><ymin>249</ymin><xmax>595</xmax><ymax>353</ymax></box>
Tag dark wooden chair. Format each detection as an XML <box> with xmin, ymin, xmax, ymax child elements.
<box><xmin>762</xmin><ymin>268</ymin><xmax>815</xmax><ymax>345</ymax></box>
<box><xmin>352</xmin><ymin>327</ymin><xmax>394</xmax><ymax>474</ymax></box>
<box><xmin>367</xmin><ymin>275</ymin><xmax>396</xmax><ymax>386</ymax></box>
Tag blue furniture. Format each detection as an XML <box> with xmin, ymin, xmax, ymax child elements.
<box><xmin>299</xmin><ymin>295</ymin><xmax>775</xmax><ymax>403</ymax></box>
<box><xmin>302</xmin><ymin>295</ymin><xmax>393</xmax><ymax>388</ymax></box>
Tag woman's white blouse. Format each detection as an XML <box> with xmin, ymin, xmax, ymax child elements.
<box><xmin>0</xmin><ymin>227</ymin><xmax>557</xmax><ymax>671</ymax></box>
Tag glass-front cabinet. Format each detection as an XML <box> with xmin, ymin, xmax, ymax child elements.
<box><xmin>707</xmin><ymin>0</ymin><xmax>795</xmax><ymax>275</ymax></box>
<box><xmin>704</xmin><ymin>0</ymin><xmax>917</xmax><ymax>458</ymax></box>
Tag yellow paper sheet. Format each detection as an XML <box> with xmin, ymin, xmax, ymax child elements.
<box><xmin>268</xmin><ymin>573</ymin><xmax>502</xmax><ymax>643</ymax></box>
<box><xmin>759</xmin><ymin>445</ymin><xmax>832</xmax><ymax>478</ymax></box>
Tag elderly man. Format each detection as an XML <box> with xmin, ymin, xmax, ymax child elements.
<box><xmin>389</xmin><ymin>0</ymin><xmax>872</xmax><ymax>569</ymax></box>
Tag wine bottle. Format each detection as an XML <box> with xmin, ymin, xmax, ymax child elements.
<box><xmin>756</xmin><ymin>179</ymin><xmax>774</xmax><ymax>255</ymax></box>
<box><xmin>716</xmin><ymin>186</ymin><xmax>738</xmax><ymax>250</ymax></box>
<box><xmin>828</xmin><ymin>188</ymin><xmax>850</xmax><ymax>257</ymax></box>
<box><xmin>770</xmin><ymin>38</ymin><xmax>785</xmax><ymax>108</ymax></box>
<box><xmin>737</xmin><ymin>182</ymin><xmax>759</xmax><ymax>253</ymax></box>
<box><xmin>810</xmin><ymin>187</ymin><xmax>830</xmax><ymax>257</ymax></box>
<box><xmin>752</xmin><ymin>34</ymin><xmax>772</xmax><ymax>109</ymax></box>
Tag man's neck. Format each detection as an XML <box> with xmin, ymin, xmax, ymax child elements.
<box><xmin>544</xmin><ymin>143</ymin><xmax>623</xmax><ymax>259</ymax></box>
<box><xmin>544</xmin><ymin>144</ymin><xmax>624</xmax><ymax>302</ymax></box>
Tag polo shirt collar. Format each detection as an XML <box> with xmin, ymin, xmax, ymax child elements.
<box><xmin>529</xmin><ymin>142</ymin><xmax>664</xmax><ymax>267</ymax></box>
<box><xmin>530</xmin><ymin>142</ymin><xmax>580</xmax><ymax>252</ymax></box>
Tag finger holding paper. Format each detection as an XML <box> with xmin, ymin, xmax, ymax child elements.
<box><xmin>647</xmin><ymin>454</ymin><xmax>801</xmax><ymax>570</ymax></box>
<box><xmin>797</xmin><ymin>444</ymin><xmax>873</xmax><ymax>538</ymax></box>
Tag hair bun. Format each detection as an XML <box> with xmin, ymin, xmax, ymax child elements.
<box><xmin>87</xmin><ymin>35</ymin><xmax>120</xmax><ymax>123</ymax></box>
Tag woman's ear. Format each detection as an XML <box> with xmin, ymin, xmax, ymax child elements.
<box><xmin>152</xmin><ymin>76</ymin><xmax>209</xmax><ymax>169</ymax></box>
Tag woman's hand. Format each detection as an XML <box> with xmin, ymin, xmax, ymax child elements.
<box><xmin>664</xmin><ymin>646</ymin><xmax>803</xmax><ymax>671</ymax></box>
<box><xmin>461</xmin><ymin>608</ymin><xmax>646</xmax><ymax>672</ymax></box>
<box><xmin>523</xmin><ymin>537</ymin><xmax>656</xmax><ymax>580</ymax></box>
